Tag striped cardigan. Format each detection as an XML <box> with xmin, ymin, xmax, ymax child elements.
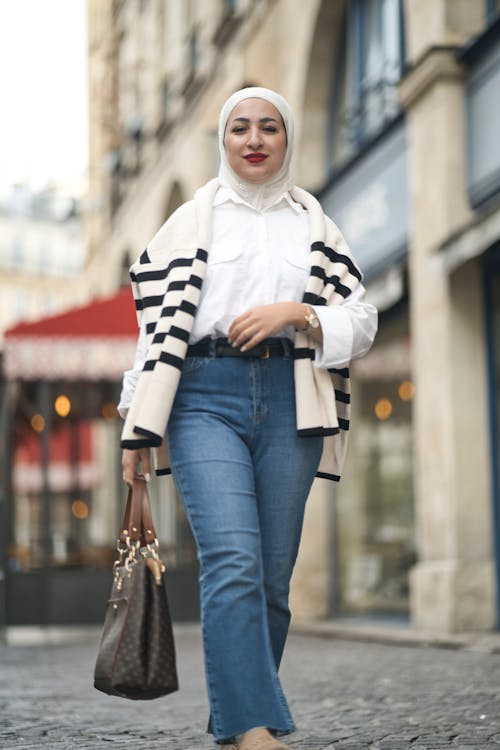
<box><xmin>121</xmin><ymin>178</ymin><xmax>362</xmax><ymax>481</ymax></box>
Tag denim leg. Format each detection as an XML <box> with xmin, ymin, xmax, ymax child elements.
<box><xmin>252</xmin><ymin>360</ymin><xmax>323</xmax><ymax>668</ymax></box>
<box><xmin>254</xmin><ymin>418</ymin><xmax>323</xmax><ymax>668</ymax></box>
<box><xmin>167</xmin><ymin>369</ymin><xmax>295</xmax><ymax>742</ymax></box>
<box><xmin>167</xmin><ymin>355</ymin><xmax>323</xmax><ymax>743</ymax></box>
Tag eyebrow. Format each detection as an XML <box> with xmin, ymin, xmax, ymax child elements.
<box><xmin>230</xmin><ymin>116</ymin><xmax>281</xmax><ymax>124</ymax></box>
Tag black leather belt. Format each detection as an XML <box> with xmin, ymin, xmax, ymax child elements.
<box><xmin>186</xmin><ymin>337</ymin><xmax>293</xmax><ymax>359</ymax></box>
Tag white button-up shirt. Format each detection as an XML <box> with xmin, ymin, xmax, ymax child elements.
<box><xmin>118</xmin><ymin>187</ymin><xmax>377</xmax><ymax>416</ymax></box>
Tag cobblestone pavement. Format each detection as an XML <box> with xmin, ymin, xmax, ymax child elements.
<box><xmin>1</xmin><ymin>624</ymin><xmax>500</xmax><ymax>749</ymax></box>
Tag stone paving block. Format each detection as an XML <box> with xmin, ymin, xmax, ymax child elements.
<box><xmin>1</xmin><ymin>627</ymin><xmax>500</xmax><ymax>748</ymax></box>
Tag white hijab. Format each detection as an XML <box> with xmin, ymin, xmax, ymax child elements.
<box><xmin>217</xmin><ymin>86</ymin><xmax>295</xmax><ymax>212</ymax></box>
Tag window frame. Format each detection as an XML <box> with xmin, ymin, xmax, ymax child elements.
<box><xmin>329</xmin><ymin>0</ymin><xmax>406</xmax><ymax>171</ymax></box>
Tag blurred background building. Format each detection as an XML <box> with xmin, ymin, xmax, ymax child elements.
<box><xmin>0</xmin><ymin>181</ymin><xmax>86</xmax><ymax>329</ymax></box>
<box><xmin>2</xmin><ymin>0</ymin><xmax>500</xmax><ymax>635</ymax></box>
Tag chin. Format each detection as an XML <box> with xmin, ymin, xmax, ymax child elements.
<box><xmin>239</xmin><ymin>170</ymin><xmax>274</xmax><ymax>185</ymax></box>
<box><xmin>245</xmin><ymin>176</ymin><xmax>269</xmax><ymax>185</ymax></box>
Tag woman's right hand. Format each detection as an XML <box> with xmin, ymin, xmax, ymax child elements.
<box><xmin>122</xmin><ymin>447</ymin><xmax>151</xmax><ymax>487</ymax></box>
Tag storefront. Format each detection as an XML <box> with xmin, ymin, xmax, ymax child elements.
<box><xmin>440</xmin><ymin>18</ymin><xmax>500</xmax><ymax>620</ymax></box>
<box><xmin>484</xmin><ymin>247</ymin><xmax>500</xmax><ymax>620</ymax></box>
<box><xmin>0</xmin><ymin>290</ymin><xmax>199</xmax><ymax>627</ymax></box>
<box><xmin>466</xmin><ymin>16</ymin><xmax>500</xmax><ymax>621</ymax></box>
<box><xmin>318</xmin><ymin>119</ymin><xmax>413</xmax><ymax>617</ymax></box>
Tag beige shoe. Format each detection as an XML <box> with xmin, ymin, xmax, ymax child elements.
<box><xmin>236</xmin><ymin>727</ymin><xmax>289</xmax><ymax>750</ymax></box>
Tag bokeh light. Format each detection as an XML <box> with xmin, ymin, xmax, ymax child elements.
<box><xmin>54</xmin><ymin>394</ymin><xmax>71</xmax><ymax>417</ymax></box>
<box><xmin>374</xmin><ymin>398</ymin><xmax>393</xmax><ymax>421</ymax></box>
<box><xmin>31</xmin><ymin>414</ymin><xmax>46</xmax><ymax>432</ymax></box>
<box><xmin>72</xmin><ymin>500</ymin><xmax>89</xmax><ymax>520</ymax></box>
<box><xmin>398</xmin><ymin>380</ymin><xmax>415</xmax><ymax>401</ymax></box>
<box><xmin>102</xmin><ymin>402</ymin><xmax>117</xmax><ymax>420</ymax></box>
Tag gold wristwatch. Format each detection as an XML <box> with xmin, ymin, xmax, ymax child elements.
<box><xmin>303</xmin><ymin>306</ymin><xmax>319</xmax><ymax>331</ymax></box>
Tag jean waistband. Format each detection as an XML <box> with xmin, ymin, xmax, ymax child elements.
<box><xmin>186</xmin><ymin>337</ymin><xmax>294</xmax><ymax>359</ymax></box>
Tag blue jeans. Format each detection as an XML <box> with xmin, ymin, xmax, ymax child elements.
<box><xmin>167</xmin><ymin>344</ymin><xmax>323</xmax><ymax>743</ymax></box>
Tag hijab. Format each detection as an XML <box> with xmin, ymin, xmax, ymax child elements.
<box><xmin>217</xmin><ymin>86</ymin><xmax>295</xmax><ymax>211</ymax></box>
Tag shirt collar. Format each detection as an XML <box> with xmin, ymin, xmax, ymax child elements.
<box><xmin>213</xmin><ymin>185</ymin><xmax>304</xmax><ymax>215</ymax></box>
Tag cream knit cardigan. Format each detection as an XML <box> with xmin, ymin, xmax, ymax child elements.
<box><xmin>121</xmin><ymin>178</ymin><xmax>362</xmax><ymax>482</ymax></box>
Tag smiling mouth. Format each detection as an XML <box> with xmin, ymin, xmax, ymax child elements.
<box><xmin>244</xmin><ymin>154</ymin><xmax>268</xmax><ymax>164</ymax></box>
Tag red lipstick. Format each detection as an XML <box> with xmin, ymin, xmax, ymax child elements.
<box><xmin>244</xmin><ymin>153</ymin><xmax>268</xmax><ymax>164</ymax></box>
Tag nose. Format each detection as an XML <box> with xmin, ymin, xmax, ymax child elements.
<box><xmin>246</xmin><ymin>126</ymin><xmax>262</xmax><ymax>149</ymax></box>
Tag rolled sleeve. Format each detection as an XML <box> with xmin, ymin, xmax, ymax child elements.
<box><xmin>312</xmin><ymin>285</ymin><xmax>378</xmax><ymax>370</ymax></box>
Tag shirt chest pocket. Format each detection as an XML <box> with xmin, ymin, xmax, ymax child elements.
<box><xmin>280</xmin><ymin>252</ymin><xmax>311</xmax><ymax>300</ymax></box>
<box><xmin>205</xmin><ymin>240</ymin><xmax>245</xmax><ymax>302</ymax></box>
<box><xmin>208</xmin><ymin>241</ymin><xmax>244</xmax><ymax>266</ymax></box>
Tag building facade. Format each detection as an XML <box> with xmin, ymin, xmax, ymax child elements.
<box><xmin>0</xmin><ymin>181</ymin><xmax>86</xmax><ymax>338</ymax></box>
<box><xmin>86</xmin><ymin>0</ymin><xmax>500</xmax><ymax>632</ymax></box>
<box><xmin>0</xmin><ymin>180</ymin><xmax>89</xmax><ymax>629</ymax></box>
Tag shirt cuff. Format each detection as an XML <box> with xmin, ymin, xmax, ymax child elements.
<box><xmin>117</xmin><ymin>368</ymin><xmax>141</xmax><ymax>419</ymax></box>
<box><xmin>312</xmin><ymin>305</ymin><xmax>354</xmax><ymax>370</ymax></box>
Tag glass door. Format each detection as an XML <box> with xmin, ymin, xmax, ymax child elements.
<box><xmin>5</xmin><ymin>379</ymin><xmax>199</xmax><ymax>625</ymax></box>
<box><xmin>483</xmin><ymin>248</ymin><xmax>500</xmax><ymax>626</ymax></box>
<box><xmin>333</xmin><ymin>305</ymin><xmax>415</xmax><ymax>617</ymax></box>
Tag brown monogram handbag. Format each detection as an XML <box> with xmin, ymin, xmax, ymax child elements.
<box><xmin>94</xmin><ymin>477</ymin><xmax>179</xmax><ymax>699</ymax></box>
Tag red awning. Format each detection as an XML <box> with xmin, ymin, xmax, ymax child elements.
<box><xmin>4</xmin><ymin>288</ymin><xmax>139</xmax><ymax>381</ymax></box>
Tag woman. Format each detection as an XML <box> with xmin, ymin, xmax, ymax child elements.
<box><xmin>119</xmin><ymin>87</ymin><xmax>377</xmax><ymax>750</ymax></box>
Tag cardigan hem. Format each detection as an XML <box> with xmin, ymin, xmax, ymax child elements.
<box><xmin>121</xmin><ymin>437</ymin><xmax>160</xmax><ymax>449</ymax></box>
<box><xmin>316</xmin><ymin>471</ymin><xmax>341</xmax><ymax>482</ymax></box>
<box><xmin>298</xmin><ymin>427</ymin><xmax>340</xmax><ymax>437</ymax></box>
<box><xmin>152</xmin><ymin>466</ymin><xmax>339</xmax><ymax>481</ymax></box>
<box><xmin>122</xmin><ymin>425</ymin><xmax>163</xmax><ymax>447</ymax></box>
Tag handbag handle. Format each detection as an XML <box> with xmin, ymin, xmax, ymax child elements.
<box><xmin>119</xmin><ymin>477</ymin><xmax>157</xmax><ymax>547</ymax></box>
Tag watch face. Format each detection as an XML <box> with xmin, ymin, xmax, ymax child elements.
<box><xmin>306</xmin><ymin>312</ymin><xmax>319</xmax><ymax>329</ymax></box>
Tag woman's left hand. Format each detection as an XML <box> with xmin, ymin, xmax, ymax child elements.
<box><xmin>228</xmin><ymin>302</ymin><xmax>321</xmax><ymax>350</ymax></box>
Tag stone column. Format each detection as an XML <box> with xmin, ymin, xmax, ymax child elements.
<box><xmin>400</xmin><ymin>0</ymin><xmax>496</xmax><ymax>632</ymax></box>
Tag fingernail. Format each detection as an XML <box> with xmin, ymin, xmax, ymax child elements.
<box><xmin>145</xmin><ymin>473</ymin><xmax>151</xmax><ymax>482</ymax></box>
<box><xmin>240</xmin><ymin>345</ymin><xmax>246</xmax><ymax>352</ymax></box>
<box><xmin>232</xmin><ymin>341</ymin><xmax>237</xmax><ymax>348</ymax></box>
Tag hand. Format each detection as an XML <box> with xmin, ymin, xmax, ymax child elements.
<box><xmin>227</xmin><ymin>302</ymin><xmax>322</xmax><ymax>349</ymax></box>
<box><xmin>122</xmin><ymin>447</ymin><xmax>151</xmax><ymax>487</ymax></box>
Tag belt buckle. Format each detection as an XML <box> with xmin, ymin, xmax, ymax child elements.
<box><xmin>260</xmin><ymin>344</ymin><xmax>270</xmax><ymax>359</ymax></box>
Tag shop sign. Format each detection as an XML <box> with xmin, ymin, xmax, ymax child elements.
<box><xmin>320</xmin><ymin>123</ymin><xmax>409</xmax><ymax>280</ymax></box>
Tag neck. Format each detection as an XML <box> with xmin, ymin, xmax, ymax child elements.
<box><xmin>218</xmin><ymin>162</ymin><xmax>294</xmax><ymax>212</ymax></box>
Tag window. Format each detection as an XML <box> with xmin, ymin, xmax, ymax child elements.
<box><xmin>213</xmin><ymin>0</ymin><xmax>241</xmax><ymax>47</ymax></box>
<box><xmin>483</xmin><ymin>247</ymin><xmax>500</xmax><ymax>615</ymax></box>
<box><xmin>487</xmin><ymin>0</ymin><xmax>500</xmax><ymax>22</ymax></box>
<box><xmin>189</xmin><ymin>28</ymin><xmax>200</xmax><ymax>78</ymax></box>
<box><xmin>331</xmin><ymin>0</ymin><xmax>405</xmax><ymax>169</ymax></box>
<box><xmin>333</xmin><ymin>306</ymin><xmax>415</xmax><ymax>616</ymax></box>
<box><xmin>161</xmin><ymin>78</ymin><xmax>171</xmax><ymax>121</ymax></box>
<box><xmin>12</xmin><ymin>236</ymin><xmax>24</xmax><ymax>269</ymax></box>
<box><xmin>120</xmin><ymin>250</ymin><xmax>133</xmax><ymax>287</ymax></box>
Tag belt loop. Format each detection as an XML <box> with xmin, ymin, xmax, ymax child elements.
<box><xmin>282</xmin><ymin>339</ymin><xmax>291</xmax><ymax>359</ymax></box>
<box><xmin>209</xmin><ymin>338</ymin><xmax>216</xmax><ymax>359</ymax></box>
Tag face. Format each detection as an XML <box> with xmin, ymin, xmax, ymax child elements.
<box><xmin>223</xmin><ymin>98</ymin><xmax>287</xmax><ymax>184</ymax></box>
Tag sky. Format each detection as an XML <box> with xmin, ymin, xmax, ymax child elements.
<box><xmin>0</xmin><ymin>0</ymin><xmax>88</xmax><ymax>189</ymax></box>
